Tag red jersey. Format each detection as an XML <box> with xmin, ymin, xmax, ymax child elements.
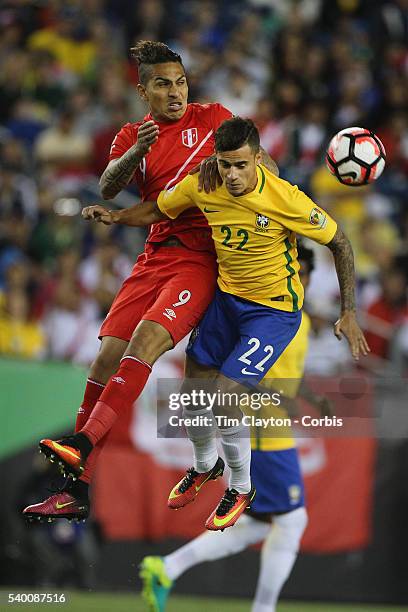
<box><xmin>109</xmin><ymin>102</ymin><xmax>232</xmax><ymax>251</ymax></box>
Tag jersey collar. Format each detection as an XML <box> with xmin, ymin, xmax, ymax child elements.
<box><xmin>258</xmin><ymin>165</ymin><xmax>266</xmax><ymax>193</ymax></box>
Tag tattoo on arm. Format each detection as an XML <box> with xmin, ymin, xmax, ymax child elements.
<box><xmin>326</xmin><ymin>227</ymin><xmax>356</xmax><ymax>312</ymax></box>
<box><xmin>100</xmin><ymin>145</ymin><xmax>144</xmax><ymax>200</ymax></box>
<box><xmin>260</xmin><ymin>148</ymin><xmax>279</xmax><ymax>177</ymax></box>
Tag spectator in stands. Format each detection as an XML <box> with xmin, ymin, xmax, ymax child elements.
<box><xmin>304</xmin><ymin>299</ymin><xmax>353</xmax><ymax>376</ymax></box>
<box><xmin>34</xmin><ymin>109</ymin><xmax>91</xmax><ymax>177</ymax></box>
<box><xmin>79</xmin><ymin>237</ymin><xmax>132</xmax><ymax>319</ymax></box>
<box><xmin>0</xmin><ymin>158</ymin><xmax>38</xmax><ymax>222</ymax></box>
<box><xmin>364</xmin><ymin>267</ymin><xmax>408</xmax><ymax>360</ymax></box>
<box><xmin>28</xmin><ymin>6</ymin><xmax>97</xmax><ymax>77</ymax></box>
<box><xmin>40</xmin><ymin>248</ymin><xmax>99</xmax><ymax>364</ymax></box>
<box><xmin>0</xmin><ymin>262</ymin><xmax>45</xmax><ymax>360</ymax></box>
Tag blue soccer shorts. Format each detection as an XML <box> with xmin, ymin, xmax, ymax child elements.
<box><xmin>186</xmin><ymin>287</ymin><xmax>302</xmax><ymax>386</ymax></box>
<box><xmin>249</xmin><ymin>448</ymin><xmax>305</xmax><ymax>514</ymax></box>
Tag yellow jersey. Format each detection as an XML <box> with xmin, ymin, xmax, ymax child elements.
<box><xmin>250</xmin><ymin>311</ymin><xmax>311</xmax><ymax>451</ymax></box>
<box><xmin>157</xmin><ymin>165</ymin><xmax>337</xmax><ymax>312</ymax></box>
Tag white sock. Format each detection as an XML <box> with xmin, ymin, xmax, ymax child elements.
<box><xmin>219</xmin><ymin>421</ymin><xmax>251</xmax><ymax>493</ymax></box>
<box><xmin>183</xmin><ymin>407</ymin><xmax>218</xmax><ymax>473</ymax></box>
<box><xmin>164</xmin><ymin>514</ymin><xmax>270</xmax><ymax>580</ymax></box>
<box><xmin>251</xmin><ymin>507</ymin><xmax>308</xmax><ymax>612</ymax></box>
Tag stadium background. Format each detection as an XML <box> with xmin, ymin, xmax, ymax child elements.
<box><xmin>0</xmin><ymin>0</ymin><xmax>407</xmax><ymax>610</ymax></box>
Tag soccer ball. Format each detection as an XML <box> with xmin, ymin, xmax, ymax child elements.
<box><xmin>326</xmin><ymin>127</ymin><xmax>386</xmax><ymax>186</ymax></box>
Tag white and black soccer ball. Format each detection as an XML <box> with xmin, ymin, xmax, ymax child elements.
<box><xmin>326</xmin><ymin>127</ymin><xmax>386</xmax><ymax>186</ymax></box>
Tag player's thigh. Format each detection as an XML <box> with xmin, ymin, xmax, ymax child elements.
<box><xmin>99</xmin><ymin>253</ymin><xmax>159</xmax><ymax>343</ymax></box>
<box><xmin>210</xmin><ymin>372</ymin><xmax>247</xmax><ymax>419</ymax></box>
<box><xmin>186</xmin><ymin>288</ymin><xmax>240</xmax><ymax>370</ymax></box>
<box><xmin>221</xmin><ymin>308</ymin><xmax>302</xmax><ymax>384</ymax></box>
<box><xmin>184</xmin><ymin>354</ymin><xmax>218</xmax><ymax>379</ymax></box>
<box><xmin>142</xmin><ymin>254</ymin><xmax>218</xmax><ymax>346</ymax></box>
<box><xmin>179</xmin><ymin>355</ymin><xmax>219</xmax><ymax>411</ymax></box>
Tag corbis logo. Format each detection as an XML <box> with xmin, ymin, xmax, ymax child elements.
<box><xmin>182</xmin><ymin>128</ymin><xmax>198</xmax><ymax>148</ymax></box>
<box><xmin>255</xmin><ymin>213</ymin><xmax>270</xmax><ymax>232</ymax></box>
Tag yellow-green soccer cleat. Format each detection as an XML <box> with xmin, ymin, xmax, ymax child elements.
<box><xmin>140</xmin><ymin>556</ymin><xmax>173</xmax><ymax>612</ymax></box>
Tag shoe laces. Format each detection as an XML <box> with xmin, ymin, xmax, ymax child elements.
<box><xmin>178</xmin><ymin>467</ymin><xmax>198</xmax><ymax>493</ymax></box>
<box><xmin>217</xmin><ymin>489</ymin><xmax>238</xmax><ymax>517</ymax></box>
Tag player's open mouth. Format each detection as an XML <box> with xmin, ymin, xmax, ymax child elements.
<box><xmin>168</xmin><ymin>103</ymin><xmax>183</xmax><ymax>111</ymax></box>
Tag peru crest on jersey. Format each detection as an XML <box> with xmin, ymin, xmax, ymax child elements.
<box><xmin>182</xmin><ymin>128</ymin><xmax>198</xmax><ymax>148</ymax></box>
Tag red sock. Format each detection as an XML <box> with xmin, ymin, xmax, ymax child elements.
<box><xmin>74</xmin><ymin>378</ymin><xmax>106</xmax><ymax>485</ymax></box>
<box><xmin>80</xmin><ymin>445</ymin><xmax>101</xmax><ymax>484</ymax></box>
<box><xmin>81</xmin><ymin>356</ymin><xmax>152</xmax><ymax>446</ymax></box>
<box><xmin>75</xmin><ymin>378</ymin><xmax>106</xmax><ymax>432</ymax></box>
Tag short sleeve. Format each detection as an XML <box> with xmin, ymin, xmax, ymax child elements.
<box><xmin>211</xmin><ymin>103</ymin><xmax>233</xmax><ymax>131</ymax></box>
<box><xmin>157</xmin><ymin>174</ymin><xmax>197</xmax><ymax>220</ymax></box>
<box><xmin>281</xmin><ymin>185</ymin><xmax>338</xmax><ymax>245</ymax></box>
<box><xmin>109</xmin><ymin>123</ymin><xmax>136</xmax><ymax>161</ymax></box>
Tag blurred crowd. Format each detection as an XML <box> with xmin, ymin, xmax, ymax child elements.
<box><xmin>0</xmin><ymin>0</ymin><xmax>407</xmax><ymax>373</ymax></box>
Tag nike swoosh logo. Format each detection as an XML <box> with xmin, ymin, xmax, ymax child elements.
<box><xmin>204</xmin><ymin>207</ymin><xmax>220</xmax><ymax>213</ymax></box>
<box><xmin>169</xmin><ymin>486</ymin><xmax>183</xmax><ymax>500</ymax></box>
<box><xmin>241</xmin><ymin>368</ymin><xmax>258</xmax><ymax>376</ymax></box>
<box><xmin>55</xmin><ymin>501</ymin><xmax>76</xmax><ymax>509</ymax></box>
<box><xmin>170</xmin><ymin>470</ymin><xmax>214</xmax><ymax>499</ymax></box>
<box><xmin>213</xmin><ymin>500</ymin><xmax>247</xmax><ymax>527</ymax></box>
<box><xmin>52</xmin><ymin>441</ymin><xmax>80</xmax><ymax>460</ymax></box>
<box><xmin>195</xmin><ymin>471</ymin><xmax>213</xmax><ymax>492</ymax></box>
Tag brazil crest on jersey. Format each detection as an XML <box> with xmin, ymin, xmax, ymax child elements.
<box><xmin>157</xmin><ymin>165</ymin><xmax>337</xmax><ymax>312</ymax></box>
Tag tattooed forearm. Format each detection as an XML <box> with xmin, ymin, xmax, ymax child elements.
<box><xmin>99</xmin><ymin>145</ymin><xmax>144</xmax><ymax>200</ymax></box>
<box><xmin>260</xmin><ymin>148</ymin><xmax>279</xmax><ymax>177</ymax></box>
<box><xmin>326</xmin><ymin>227</ymin><xmax>356</xmax><ymax>312</ymax></box>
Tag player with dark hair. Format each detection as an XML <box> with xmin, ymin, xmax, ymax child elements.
<box><xmin>23</xmin><ymin>43</ymin><xmax>277</xmax><ymax>524</ymax></box>
<box><xmin>56</xmin><ymin>116</ymin><xmax>368</xmax><ymax>534</ymax></box>
<box><xmin>139</xmin><ymin>245</ymin><xmax>316</xmax><ymax>612</ymax></box>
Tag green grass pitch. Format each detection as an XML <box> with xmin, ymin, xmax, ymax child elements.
<box><xmin>1</xmin><ymin>591</ymin><xmax>407</xmax><ymax>612</ymax></box>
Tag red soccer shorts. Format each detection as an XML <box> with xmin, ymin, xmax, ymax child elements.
<box><xmin>99</xmin><ymin>245</ymin><xmax>218</xmax><ymax>345</ymax></box>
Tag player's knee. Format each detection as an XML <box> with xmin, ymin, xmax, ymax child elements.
<box><xmin>184</xmin><ymin>355</ymin><xmax>218</xmax><ymax>379</ymax></box>
<box><xmin>89</xmin><ymin>337</ymin><xmax>128</xmax><ymax>381</ymax></box>
<box><xmin>127</xmin><ymin>320</ymin><xmax>173</xmax><ymax>364</ymax></box>
<box><xmin>90</xmin><ymin>351</ymin><xmax>121</xmax><ymax>381</ymax></box>
<box><xmin>271</xmin><ymin>507</ymin><xmax>308</xmax><ymax>551</ymax></box>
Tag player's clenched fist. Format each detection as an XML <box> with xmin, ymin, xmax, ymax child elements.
<box><xmin>82</xmin><ymin>205</ymin><xmax>115</xmax><ymax>225</ymax></box>
<box><xmin>135</xmin><ymin>120</ymin><xmax>159</xmax><ymax>156</ymax></box>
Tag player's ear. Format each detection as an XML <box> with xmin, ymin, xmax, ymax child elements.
<box><xmin>137</xmin><ymin>83</ymin><xmax>148</xmax><ymax>101</ymax></box>
<box><xmin>255</xmin><ymin>150</ymin><xmax>262</xmax><ymax>165</ymax></box>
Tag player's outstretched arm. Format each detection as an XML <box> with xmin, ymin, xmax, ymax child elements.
<box><xmin>326</xmin><ymin>227</ymin><xmax>370</xmax><ymax>360</ymax></box>
<box><xmin>100</xmin><ymin>121</ymin><xmax>159</xmax><ymax>199</ymax></box>
<box><xmin>82</xmin><ymin>201</ymin><xmax>166</xmax><ymax>227</ymax></box>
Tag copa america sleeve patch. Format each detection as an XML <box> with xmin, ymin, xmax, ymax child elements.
<box><xmin>309</xmin><ymin>207</ymin><xmax>327</xmax><ymax>229</ymax></box>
